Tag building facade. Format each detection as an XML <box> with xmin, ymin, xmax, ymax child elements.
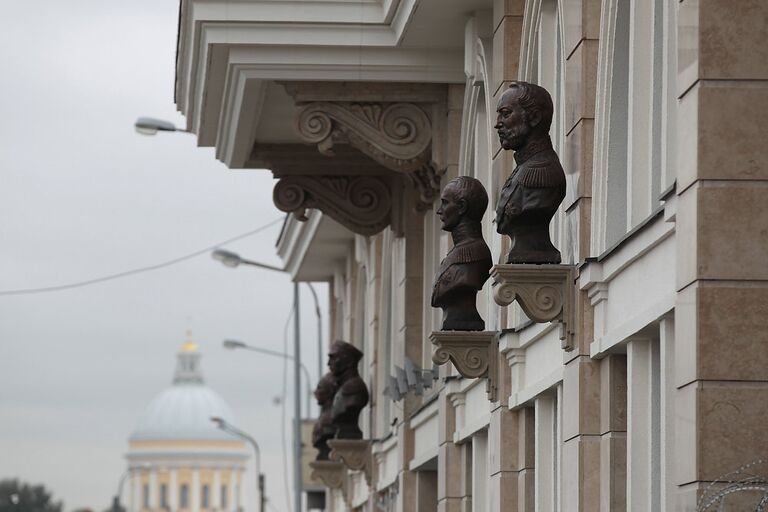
<box><xmin>127</xmin><ymin>342</ymin><xmax>249</xmax><ymax>512</ymax></box>
<box><xmin>175</xmin><ymin>0</ymin><xmax>768</xmax><ymax>510</ymax></box>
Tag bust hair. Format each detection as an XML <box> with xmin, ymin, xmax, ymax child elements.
<box><xmin>447</xmin><ymin>176</ymin><xmax>488</xmax><ymax>222</ymax></box>
<box><xmin>506</xmin><ymin>81</ymin><xmax>554</xmax><ymax>132</ymax></box>
<box><xmin>330</xmin><ymin>340</ymin><xmax>364</xmax><ymax>364</ymax></box>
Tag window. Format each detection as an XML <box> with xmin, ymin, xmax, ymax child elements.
<box><xmin>593</xmin><ymin>0</ymin><xmax>675</xmax><ymax>253</ymax></box>
<box><xmin>142</xmin><ymin>484</ymin><xmax>149</xmax><ymax>509</ymax></box>
<box><xmin>179</xmin><ymin>484</ymin><xmax>189</xmax><ymax>509</ymax></box>
<box><xmin>160</xmin><ymin>484</ymin><xmax>168</xmax><ymax>510</ymax></box>
<box><xmin>201</xmin><ymin>485</ymin><xmax>210</xmax><ymax>509</ymax></box>
<box><xmin>220</xmin><ymin>485</ymin><xmax>227</xmax><ymax>509</ymax></box>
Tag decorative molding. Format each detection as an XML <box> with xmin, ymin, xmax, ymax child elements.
<box><xmin>295</xmin><ymin>102</ymin><xmax>432</xmax><ymax>172</ymax></box>
<box><xmin>294</xmin><ymin>101</ymin><xmax>443</xmax><ymax>210</ymax></box>
<box><xmin>309</xmin><ymin>460</ymin><xmax>346</xmax><ymax>489</ymax></box>
<box><xmin>328</xmin><ymin>439</ymin><xmax>372</xmax><ymax>486</ymax></box>
<box><xmin>407</xmin><ymin>163</ymin><xmax>442</xmax><ymax>211</ymax></box>
<box><xmin>492</xmin><ymin>264</ymin><xmax>577</xmax><ymax>351</ymax></box>
<box><xmin>430</xmin><ymin>331</ymin><xmax>499</xmax><ymax>402</ymax></box>
<box><xmin>273</xmin><ymin>175</ymin><xmax>392</xmax><ymax>236</ymax></box>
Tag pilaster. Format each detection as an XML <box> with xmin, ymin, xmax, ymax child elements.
<box><xmin>437</xmin><ymin>387</ymin><xmax>465</xmax><ymax>512</ymax></box>
<box><xmin>674</xmin><ymin>0</ymin><xmax>768</xmax><ymax>508</ymax></box>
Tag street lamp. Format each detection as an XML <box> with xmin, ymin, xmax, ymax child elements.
<box><xmin>223</xmin><ymin>339</ymin><xmax>313</xmax><ymax>417</ymax></box>
<box><xmin>211</xmin><ymin>417</ymin><xmax>266</xmax><ymax>512</ymax></box>
<box><xmin>212</xmin><ymin>249</ymin><xmax>323</xmax><ymax>512</ymax></box>
<box><xmin>211</xmin><ymin>249</ymin><xmax>324</xmax><ymax>384</ymax></box>
<box><xmin>111</xmin><ymin>467</ymin><xmax>136</xmax><ymax>512</ymax></box>
<box><xmin>134</xmin><ymin>117</ymin><xmax>191</xmax><ymax>136</ymax></box>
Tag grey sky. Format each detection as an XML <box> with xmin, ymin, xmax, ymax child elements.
<box><xmin>0</xmin><ymin>3</ymin><xmax>324</xmax><ymax>511</ymax></box>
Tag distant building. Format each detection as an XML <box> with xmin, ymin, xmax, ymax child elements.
<box><xmin>126</xmin><ymin>341</ymin><xmax>249</xmax><ymax>512</ymax></box>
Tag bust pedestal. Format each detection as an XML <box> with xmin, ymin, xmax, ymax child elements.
<box><xmin>491</xmin><ymin>264</ymin><xmax>576</xmax><ymax>350</ymax></box>
<box><xmin>328</xmin><ymin>439</ymin><xmax>372</xmax><ymax>486</ymax></box>
<box><xmin>429</xmin><ymin>330</ymin><xmax>499</xmax><ymax>401</ymax></box>
<box><xmin>309</xmin><ymin>460</ymin><xmax>346</xmax><ymax>490</ymax></box>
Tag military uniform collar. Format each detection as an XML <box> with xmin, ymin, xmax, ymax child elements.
<box><xmin>513</xmin><ymin>136</ymin><xmax>552</xmax><ymax>165</ymax></box>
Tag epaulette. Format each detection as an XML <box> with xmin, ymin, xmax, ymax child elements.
<box><xmin>517</xmin><ymin>166</ymin><xmax>565</xmax><ymax>188</ymax></box>
<box><xmin>450</xmin><ymin>240</ymin><xmax>492</xmax><ymax>264</ymax></box>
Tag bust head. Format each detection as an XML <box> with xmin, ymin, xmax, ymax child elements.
<box><xmin>495</xmin><ymin>81</ymin><xmax>554</xmax><ymax>151</ymax></box>
<box><xmin>437</xmin><ymin>176</ymin><xmax>489</xmax><ymax>231</ymax></box>
<box><xmin>328</xmin><ymin>340</ymin><xmax>363</xmax><ymax>377</ymax></box>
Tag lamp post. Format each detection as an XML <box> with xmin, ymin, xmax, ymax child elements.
<box><xmin>223</xmin><ymin>339</ymin><xmax>313</xmax><ymax>418</ymax></box>
<box><xmin>111</xmin><ymin>468</ymin><xmax>132</xmax><ymax>512</ymax></box>
<box><xmin>212</xmin><ymin>249</ymin><xmax>322</xmax><ymax>512</ymax></box>
<box><xmin>211</xmin><ymin>417</ymin><xmax>265</xmax><ymax>512</ymax></box>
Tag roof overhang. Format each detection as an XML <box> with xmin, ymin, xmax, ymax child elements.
<box><xmin>276</xmin><ymin>210</ymin><xmax>354</xmax><ymax>281</ymax></box>
<box><xmin>175</xmin><ymin>0</ymin><xmax>486</xmax><ymax>167</ymax></box>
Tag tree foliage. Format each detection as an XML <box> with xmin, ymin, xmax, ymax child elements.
<box><xmin>0</xmin><ymin>479</ymin><xmax>63</xmax><ymax>512</ymax></box>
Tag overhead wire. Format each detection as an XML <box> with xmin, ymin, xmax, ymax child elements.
<box><xmin>0</xmin><ymin>217</ymin><xmax>284</xmax><ymax>296</ymax></box>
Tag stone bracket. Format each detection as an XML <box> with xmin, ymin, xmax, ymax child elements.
<box><xmin>309</xmin><ymin>460</ymin><xmax>346</xmax><ymax>490</ymax></box>
<box><xmin>328</xmin><ymin>439</ymin><xmax>373</xmax><ymax>486</ymax></box>
<box><xmin>491</xmin><ymin>264</ymin><xmax>577</xmax><ymax>351</ymax></box>
<box><xmin>294</xmin><ymin>101</ymin><xmax>443</xmax><ymax>211</ymax></box>
<box><xmin>273</xmin><ymin>175</ymin><xmax>392</xmax><ymax>236</ymax></box>
<box><xmin>430</xmin><ymin>331</ymin><xmax>499</xmax><ymax>402</ymax></box>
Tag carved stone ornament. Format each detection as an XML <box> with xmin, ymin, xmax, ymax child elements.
<box><xmin>309</xmin><ymin>460</ymin><xmax>346</xmax><ymax>490</ymax></box>
<box><xmin>295</xmin><ymin>102</ymin><xmax>444</xmax><ymax>211</ymax></box>
<box><xmin>273</xmin><ymin>175</ymin><xmax>391</xmax><ymax>236</ymax></box>
<box><xmin>296</xmin><ymin>102</ymin><xmax>432</xmax><ymax>172</ymax></box>
<box><xmin>491</xmin><ymin>264</ymin><xmax>576</xmax><ymax>350</ymax></box>
<box><xmin>430</xmin><ymin>331</ymin><xmax>499</xmax><ymax>402</ymax></box>
<box><xmin>328</xmin><ymin>439</ymin><xmax>372</xmax><ymax>486</ymax></box>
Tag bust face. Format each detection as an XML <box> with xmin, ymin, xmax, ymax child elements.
<box><xmin>328</xmin><ymin>348</ymin><xmax>354</xmax><ymax>376</ymax></box>
<box><xmin>436</xmin><ymin>183</ymin><xmax>464</xmax><ymax>232</ymax></box>
<box><xmin>495</xmin><ymin>90</ymin><xmax>531</xmax><ymax>151</ymax></box>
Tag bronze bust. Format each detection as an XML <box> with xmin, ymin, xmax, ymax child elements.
<box><xmin>495</xmin><ymin>81</ymin><xmax>566</xmax><ymax>264</ymax></box>
<box><xmin>311</xmin><ymin>373</ymin><xmax>339</xmax><ymax>460</ymax></box>
<box><xmin>328</xmin><ymin>340</ymin><xmax>369</xmax><ymax>439</ymax></box>
<box><xmin>431</xmin><ymin>176</ymin><xmax>493</xmax><ymax>331</ymax></box>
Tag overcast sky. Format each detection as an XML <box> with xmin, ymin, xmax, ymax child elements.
<box><xmin>0</xmin><ymin>3</ymin><xmax>324</xmax><ymax>511</ymax></box>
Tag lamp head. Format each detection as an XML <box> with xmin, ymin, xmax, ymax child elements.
<box><xmin>134</xmin><ymin>117</ymin><xmax>178</xmax><ymax>136</ymax></box>
<box><xmin>222</xmin><ymin>339</ymin><xmax>247</xmax><ymax>350</ymax></box>
<box><xmin>212</xmin><ymin>249</ymin><xmax>242</xmax><ymax>268</ymax></box>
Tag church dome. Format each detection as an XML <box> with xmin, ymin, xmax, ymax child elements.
<box><xmin>130</xmin><ymin>341</ymin><xmax>239</xmax><ymax>441</ymax></box>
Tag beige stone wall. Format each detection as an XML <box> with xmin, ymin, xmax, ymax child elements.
<box><xmin>674</xmin><ymin>0</ymin><xmax>768</xmax><ymax>508</ymax></box>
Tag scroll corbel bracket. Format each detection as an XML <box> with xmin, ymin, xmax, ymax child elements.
<box><xmin>309</xmin><ymin>460</ymin><xmax>346</xmax><ymax>490</ymax></box>
<box><xmin>430</xmin><ymin>331</ymin><xmax>499</xmax><ymax>402</ymax></box>
<box><xmin>491</xmin><ymin>264</ymin><xmax>577</xmax><ymax>351</ymax></box>
<box><xmin>328</xmin><ymin>439</ymin><xmax>373</xmax><ymax>486</ymax></box>
<box><xmin>294</xmin><ymin>102</ymin><xmax>442</xmax><ymax>212</ymax></box>
<box><xmin>273</xmin><ymin>175</ymin><xmax>392</xmax><ymax>236</ymax></box>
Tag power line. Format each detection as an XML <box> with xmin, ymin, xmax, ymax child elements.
<box><xmin>0</xmin><ymin>217</ymin><xmax>284</xmax><ymax>296</ymax></box>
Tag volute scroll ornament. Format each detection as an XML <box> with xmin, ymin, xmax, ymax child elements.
<box><xmin>273</xmin><ymin>175</ymin><xmax>391</xmax><ymax>236</ymax></box>
<box><xmin>328</xmin><ymin>439</ymin><xmax>373</xmax><ymax>486</ymax></box>
<box><xmin>294</xmin><ymin>101</ymin><xmax>443</xmax><ymax>211</ymax></box>
<box><xmin>430</xmin><ymin>331</ymin><xmax>499</xmax><ymax>402</ymax></box>
<box><xmin>491</xmin><ymin>264</ymin><xmax>576</xmax><ymax>350</ymax></box>
<box><xmin>309</xmin><ymin>460</ymin><xmax>345</xmax><ymax>490</ymax></box>
<box><xmin>295</xmin><ymin>102</ymin><xmax>432</xmax><ymax>173</ymax></box>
